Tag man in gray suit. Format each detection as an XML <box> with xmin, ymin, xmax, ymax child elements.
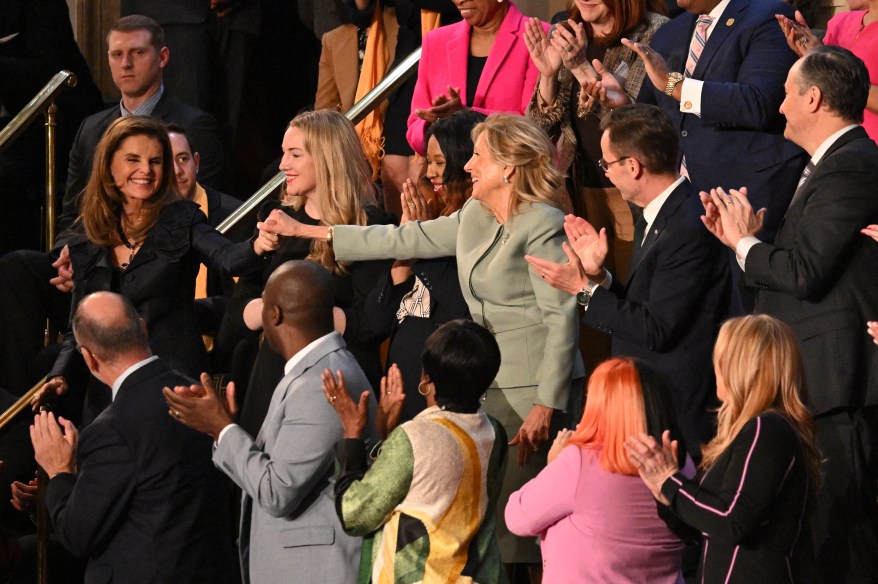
<box><xmin>164</xmin><ymin>260</ymin><xmax>377</xmax><ymax>583</ymax></box>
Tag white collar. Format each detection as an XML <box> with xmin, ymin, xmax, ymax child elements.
<box><xmin>111</xmin><ymin>355</ymin><xmax>159</xmax><ymax>401</ymax></box>
<box><xmin>810</xmin><ymin>125</ymin><xmax>858</xmax><ymax>166</ymax></box>
<box><xmin>283</xmin><ymin>332</ymin><xmax>335</xmax><ymax>376</ymax></box>
<box><xmin>641</xmin><ymin>176</ymin><xmax>686</xmax><ymax>240</ymax></box>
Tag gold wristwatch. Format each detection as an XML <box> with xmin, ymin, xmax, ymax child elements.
<box><xmin>665</xmin><ymin>72</ymin><xmax>684</xmax><ymax>96</ymax></box>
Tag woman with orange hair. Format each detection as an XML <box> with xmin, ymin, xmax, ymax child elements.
<box><xmin>505</xmin><ymin>357</ymin><xmax>691</xmax><ymax>583</ymax></box>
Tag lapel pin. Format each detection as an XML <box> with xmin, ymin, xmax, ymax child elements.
<box><xmin>726</xmin><ymin>18</ymin><xmax>735</xmax><ymax>26</ymax></box>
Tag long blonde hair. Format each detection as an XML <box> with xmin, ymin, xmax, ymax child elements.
<box><xmin>283</xmin><ymin>110</ymin><xmax>378</xmax><ymax>273</ymax></box>
<box><xmin>471</xmin><ymin>114</ymin><xmax>566</xmax><ymax>220</ymax></box>
<box><xmin>79</xmin><ymin>116</ymin><xmax>179</xmax><ymax>246</ymax></box>
<box><xmin>703</xmin><ymin>315</ymin><xmax>821</xmax><ymax>483</ymax></box>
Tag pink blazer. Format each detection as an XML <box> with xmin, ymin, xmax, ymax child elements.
<box><xmin>406</xmin><ymin>2</ymin><xmax>546</xmax><ymax>155</ymax></box>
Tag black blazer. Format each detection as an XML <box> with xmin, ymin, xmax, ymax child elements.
<box><xmin>660</xmin><ymin>412</ymin><xmax>814</xmax><ymax>583</ymax></box>
<box><xmin>45</xmin><ymin>358</ymin><xmax>236</xmax><ymax>584</ymax></box>
<box><xmin>583</xmin><ymin>180</ymin><xmax>730</xmax><ymax>457</ymax></box>
<box><xmin>50</xmin><ymin>200</ymin><xmax>264</xmax><ymax>383</ymax></box>
<box><xmin>364</xmin><ymin>256</ymin><xmax>471</xmax><ymax>420</ymax></box>
<box><xmin>638</xmin><ymin>0</ymin><xmax>807</xmax><ymax>240</ymax></box>
<box><xmin>746</xmin><ymin>126</ymin><xmax>878</xmax><ymax>415</ymax></box>
<box><xmin>60</xmin><ymin>91</ymin><xmax>228</xmax><ymax>236</ymax></box>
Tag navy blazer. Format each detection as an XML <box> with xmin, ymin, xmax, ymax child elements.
<box><xmin>639</xmin><ymin>0</ymin><xmax>807</xmax><ymax>240</ymax></box>
<box><xmin>50</xmin><ymin>200</ymin><xmax>264</xmax><ymax>383</ymax></box>
<box><xmin>45</xmin><ymin>358</ymin><xmax>236</xmax><ymax>584</ymax></box>
<box><xmin>746</xmin><ymin>126</ymin><xmax>878</xmax><ymax>415</ymax></box>
<box><xmin>583</xmin><ymin>180</ymin><xmax>730</xmax><ymax>457</ymax></box>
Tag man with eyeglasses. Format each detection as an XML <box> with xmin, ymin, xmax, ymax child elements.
<box><xmin>526</xmin><ymin>104</ymin><xmax>730</xmax><ymax>463</ymax></box>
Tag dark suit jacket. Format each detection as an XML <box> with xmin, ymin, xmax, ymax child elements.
<box><xmin>583</xmin><ymin>180</ymin><xmax>730</xmax><ymax>456</ymax></box>
<box><xmin>746</xmin><ymin>126</ymin><xmax>878</xmax><ymax>415</ymax></box>
<box><xmin>639</xmin><ymin>0</ymin><xmax>807</xmax><ymax>240</ymax></box>
<box><xmin>60</xmin><ymin>91</ymin><xmax>228</xmax><ymax>236</ymax></box>
<box><xmin>45</xmin><ymin>358</ymin><xmax>236</xmax><ymax>584</ymax></box>
<box><xmin>50</xmin><ymin>200</ymin><xmax>263</xmax><ymax>384</ymax></box>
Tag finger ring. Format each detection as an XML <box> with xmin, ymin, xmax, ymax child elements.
<box><xmin>541</xmin><ymin>273</ymin><xmax>546</xmax><ymax>279</ymax></box>
<box><xmin>798</xmin><ymin>36</ymin><xmax>808</xmax><ymax>45</ymax></box>
<box><xmin>329</xmin><ymin>395</ymin><xmax>337</xmax><ymax>402</ymax></box>
<box><xmin>726</xmin><ymin>198</ymin><xmax>733</xmax><ymax>205</ymax></box>
<box><xmin>566</xmin><ymin>45</ymin><xmax>574</xmax><ymax>53</ymax></box>
<box><xmin>533</xmin><ymin>446</ymin><xmax>541</xmax><ymax>452</ymax></box>
<box><xmin>173</xmin><ymin>409</ymin><xmax>180</xmax><ymax>417</ymax></box>
<box><xmin>643</xmin><ymin>48</ymin><xmax>649</xmax><ymax>56</ymax></box>
<box><xmin>408</xmin><ymin>204</ymin><xmax>415</xmax><ymax>208</ymax></box>
<box><xmin>386</xmin><ymin>391</ymin><xmax>392</xmax><ymax>395</ymax></box>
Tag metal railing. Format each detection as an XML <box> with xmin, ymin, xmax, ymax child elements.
<box><xmin>0</xmin><ymin>48</ymin><xmax>422</xmax><ymax>426</ymax></box>
<box><xmin>216</xmin><ymin>48</ymin><xmax>422</xmax><ymax>235</ymax></box>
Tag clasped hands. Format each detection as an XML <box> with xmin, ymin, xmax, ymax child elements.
<box><xmin>524</xmin><ymin>214</ymin><xmax>608</xmax><ymax>296</ymax></box>
<box><xmin>524</xmin><ymin>17</ymin><xmax>630</xmax><ymax>110</ymax></box>
<box><xmin>321</xmin><ymin>364</ymin><xmax>405</xmax><ymax>440</ymax></box>
<box><xmin>699</xmin><ymin>186</ymin><xmax>765</xmax><ymax>250</ymax></box>
<box><xmin>624</xmin><ymin>430</ymin><xmax>679</xmax><ymax>505</ymax></box>
<box><xmin>163</xmin><ymin>373</ymin><xmax>237</xmax><ymax>442</ymax></box>
<box><xmin>415</xmin><ymin>85</ymin><xmax>465</xmax><ymax>124</ymax></box>
<box><xmin>29</xmin><ymin>411</ymin><xmax>78</xmax><ymax>479</ymax></box>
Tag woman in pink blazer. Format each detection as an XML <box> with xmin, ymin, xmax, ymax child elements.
<box><xmin>505</xmin><ymin>357</ymin><xmax>693</xmax><ymax>583</ymax></box>
<box><xmin>406</xmin><ymin>0</ymin><xmax>545</xmax><ymax>155</ymax></box>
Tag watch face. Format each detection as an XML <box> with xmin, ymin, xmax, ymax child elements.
<box><xmin>576</xmin><ymin>290</ymin><xmax>591</xmax><ymax>306</ymax></box>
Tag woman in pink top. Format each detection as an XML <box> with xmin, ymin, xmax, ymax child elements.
<box><xmin>505</xmin><ymin>357</ymin><xmax>692</xmax><ymax>583</ymax></box>
<box><xmin>778</xmin><ymin>0</ymin><xmax>878</xmax><ymax>141</ymax></box>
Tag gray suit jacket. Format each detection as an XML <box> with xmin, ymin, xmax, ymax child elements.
<box><xmin>213</xmin><ymin>332</ymin><xmax>376</xmax><ymax>584</ymax></box>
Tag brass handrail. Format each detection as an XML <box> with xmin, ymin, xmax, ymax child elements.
<box><xmin>216</xmin><ymin>48</ymin><xmax>422</xmax><ymax>235</ymax></box>
<box><xmin>0</xmin><ymin>377</ymin><xmax>46</xmax><ymax>430</ymax></box>
<box><xmin>0</xmin><ymin>70</ymin><xmax>77</xmax><ymax>155</ymax></box>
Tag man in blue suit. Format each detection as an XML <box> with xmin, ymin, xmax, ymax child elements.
<box><xmin>628</xmin><ymin>0</ymin><xmax>807</xmax><ymax>242</ymax></box>
<box><xmin>626</xmin><ymin>0</ymin><xmax>808</xmax><ymax>311</ymax></box>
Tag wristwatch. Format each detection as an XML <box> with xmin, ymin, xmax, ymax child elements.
<box><xmin>576</xmin><ymin>280</ymin><xmax>600</xmax><ymax>308</ymax></box>
<box><xmin>665</xmin><ymin>72</ymin><xmax>684</xmax><ymax>96</ymax></box>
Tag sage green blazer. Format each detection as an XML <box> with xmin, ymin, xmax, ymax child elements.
<box><xmin>334</xmin><ymin>199</ymin><xmax>584</xmax><ymax>411</ymax></box>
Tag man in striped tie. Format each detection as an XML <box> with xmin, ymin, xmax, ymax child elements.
<box><xmin>625</xmin><ymin>0</ymin><xmax>809</xmax><ymax>312</ymax></box>
<box><xmin>700</xmin><ymin>46</ymin><xmax>878</xmax><ymax>584</ymax></box>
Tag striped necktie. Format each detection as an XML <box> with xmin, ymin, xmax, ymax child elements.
<box><xmin>685</xmin><ymin>15</ymin><xmax>714</xmax><ymax>78</ymax></box>
<box><xmin>681</xmin><ymin>15</ymin><xmax>714</xmax><ymax>178</ymax></box>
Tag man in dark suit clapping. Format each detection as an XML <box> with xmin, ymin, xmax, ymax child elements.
<box><xmin>700</xmin><ymin>45</ymin><xmax>878</xmax><ymax>583</ymax></box>
<box><xmin>30</xmin><ymin>291</ymin><xmax>236</xmax><ymax>583</ymax></box>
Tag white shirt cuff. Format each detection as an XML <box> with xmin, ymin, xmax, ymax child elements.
<box><xmin>680</xmin><ymin>79</ymin><xmax>704</xmax><ymax>116</ymax></box>
<box><xmin>217</xmin><ymin>423</ymin><xmax>237</xmax><ymax>445</ymax></box>
<box><xmin>735</xmin><ymin>236</ymin><xmax>762</xmax><ymax>271</ymax></box>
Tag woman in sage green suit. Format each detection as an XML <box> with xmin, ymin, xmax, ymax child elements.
<box><xmin>259</xmin><ymin>113</ymin><xmax>584</xmax><ymax>566</ymax></box>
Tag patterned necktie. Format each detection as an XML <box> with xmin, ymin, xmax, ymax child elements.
<box><xmin>685</xmin><ymin>15</ymin><xmax>714</xmax><ymax>78</ymax></box>
<box><xmin>629</xmin><ymin>212</ymin><xmax>648</xmax><ymax>275</ymax></box>
<box><xmin>680</xmin><ymin>15</ymin><xmax>714</xmax><ymax>178</ymax></box>
<box><xmin>797</xmin><ymin>161</ymin><xmax>815</xmax><ymax>188</ymax></box>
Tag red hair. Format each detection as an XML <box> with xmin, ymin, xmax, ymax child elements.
<box><xmin>568</xmin><ymin>357</ymin><xmax>647</xmax><ymax>475</ymax></box>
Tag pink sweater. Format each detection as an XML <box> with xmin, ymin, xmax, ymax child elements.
<box><xmin>505</xmin><ymin>445</ymin><xmax>687</xmax><ymax>584</ymax></box>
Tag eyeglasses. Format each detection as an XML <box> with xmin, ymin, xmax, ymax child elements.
<box><xmin>598</xmin><ymin>156</ymin><xmax>630</xmax><ymax>172</ymax></box>
<box><xmin>74</xmin><ymin>343</ymin><xmax>84</xmax><ymax>354</ymax></box>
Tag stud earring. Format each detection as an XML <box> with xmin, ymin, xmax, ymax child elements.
<box><xmin>503</xmin><ymin>175</ymin><xmax>510</xmax><ymax>184</ymax></box>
